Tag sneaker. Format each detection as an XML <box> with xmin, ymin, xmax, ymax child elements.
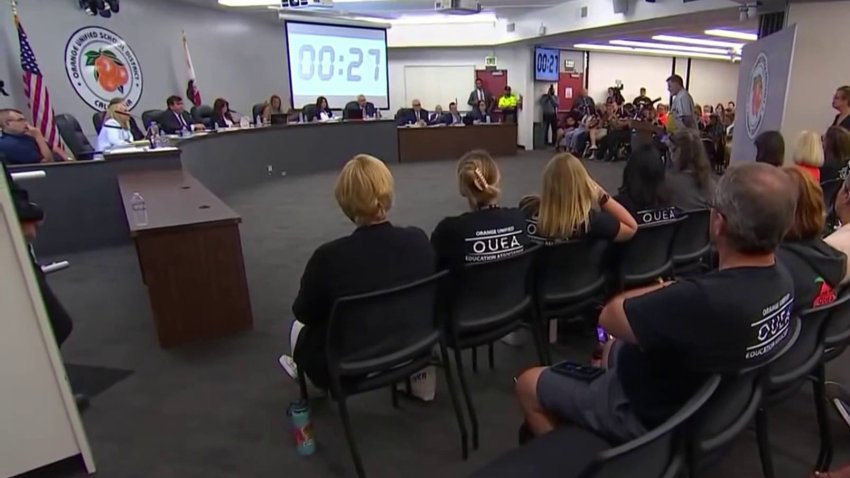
<box><xmin>278</xmin><ymin>354</ymin><xmax>298</xmax><ymax>380</ymax></box>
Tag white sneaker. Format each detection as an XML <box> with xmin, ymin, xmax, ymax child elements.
<box><xmin>278</xmin><ymin>354</ymin><xmax>298</xmax><ymax>380</ymax></box>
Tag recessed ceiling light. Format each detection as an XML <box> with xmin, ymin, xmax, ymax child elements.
<box><xmin>652</xmin><ymin>34</ymin><xmax>745</xmax><ymax>50</ymax></box>
<box><xmin>353</xmin><ymin>12</ymin><xmax>498</xmax><ymax>25</ymax></box>
<box><xmin>219</xmin><ymin>0</ymin><xmax>277</xmax><ymax>5</ymax></box>
<box><xmin>705</xmin><ymin>29</ymin><xmax>758</xmax><ymax>41</ymax></box>
<box><xmin>609</xmin><ymin>39</ymin><xmax>730</xmax><ymax>55</ymax></box>
<box><xmin>574</xmin><ymin>43</ymin><xmax>737</xmax><ymax>61</ymax></box>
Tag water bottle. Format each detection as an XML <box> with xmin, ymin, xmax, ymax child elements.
<box><xmin>131</xmin><ymin>192</ymin><xmax>148</xmax><ymax>227</ymax></box>
<box><xmin>288</xmin><ymin>400</ymin><xmax>315</xmax><ymax>456</ymax></box>
<box><xmin>240</xmin><ymin>116</ymin><xmax>250</xmax><ymax>128</ymax></box>
<box><xmin>255</xmin><ymin>115</ymin><xmax>263</xmax><ymax>127</ymax></box>
<box><xmin>181</xmin><ymin>125</ymin><xmax>191</xmax><ymax>137</ymax></box>
<box><xmin>148</xmin><ymin>122</ymin><xmax>159</xmax><ymax>149</ymax></box>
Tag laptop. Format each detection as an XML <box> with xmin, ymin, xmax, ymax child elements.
<box><xmin>270</xmin><ymin>113</ymin><xmax>288</xmax><ymax>125</ymax></box>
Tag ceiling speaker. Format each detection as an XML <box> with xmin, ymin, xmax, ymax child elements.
<box><xmin>613</xmin><ymin>0</ymin><xmax>629</xmax><ymax>14</ymax></box>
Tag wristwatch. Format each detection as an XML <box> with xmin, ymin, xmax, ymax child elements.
<box><xmin>598</xmin><ymin>192</ymin><xmax>610</xmax><ymax>207</ymax></box>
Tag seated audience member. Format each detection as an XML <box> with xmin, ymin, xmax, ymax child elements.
<box><xmin>754</xmin><ymin>130</ymin><xmax>785</xmax><ymax>167</ymax></box>
<box><xmin>429</xmin><ymin>105</ymin><xmax>444</xmax><ymax>125</ymax></box>
<box><xmin>469</xmin><ymin>100</ymin><xmax>492</xmax><ymax>124</ymax></box>
<box><xmin>793</xmin><ymin>130</ymin><xmax>825</xmax><ymax>182</ymax></box>
<box><xmin>0</xmin><ymin>109</ymin><xmax>72</xmax><ymax>164</ymax></box>
<box><xmin>210</xmin><ymin>98</ymin><xmax>235</xmax><ymax>129</ymax></box>
<box><xmin>714</xmin><ymin>102</ymin><xmax>727</xmax><ymax>126</ymax></box>
<box><xmin>516</xmin><ymin>162</ymin><xmax>796</xmax><ymax>444</ymax></box>
<box><xmin>262</xmin><ymin>94</ymin><xmax>284</xmax><ymax>123</ymax></box>
<box><xmin>777</xmin><ymin>167</ymin><xmax>844</xmax><ymax>311</ymax></box>
<box><xmin>523</xmin><ymin>153</ymin><xmax>637</xmax><ymax>243</ymax></box>
<box><xmin>278</xmin><ymin>154</ymin><xmax>436</xmax><ymax>388</ymax></box>
<box><xmin>597</xmin><ymin>103</ymin><xmax>631</xmax><ymax>162</ymax></box>
<box><xmin>633</xmin><ymin>87</ymin><xmax>652</xmax><ymax>110</ymax></box>
<box><xmin>431</xmin><ymin>150</ymin><xmax>530</xmax><ymax>269</ymax></box>
<box><xmin>398</xmin><ymin>99</ymin><xmax>428</xmax><ymax>126</ymax></box>
<box><xmin>615</xmin><ymin>144</ymin><xmax>676</xmax><ymax>224</ymax></box>
<box><xmin>556</xmin><ymin>113</ymin><xmax>579</xmax><ymax>153</ymax></box>
<box><xmin>357</xmin><ymin>95</ymin><xmax>380</xmax><ymax>118</ymax></box>
<box><xmin>313</xmin><ymin>96</ymin><xmax>334</xmax><ymax>121</ymax></box>
<box><xmin>97</xmin><ymin>98</ymin><xmax>133</xmax><ymax>151</ymax></box>
<box><xmin>825</xmin><ymin>175</ymin><xmax>850</xmax><ymax>284</ymax></box>
<box><xmin>666</xmin><ymin>129</ymin><xmax>715</xmax><ymax>211</ymax></box>
<box><xmin>498</xmin><ymin>86</ymin><xmax>520</xmax><ymax>124</ymax></box>
<box><xmin>821</xmin><ymin>126</ymin><xmax>850</xmax><ymax>182</ymax></box>
<box><xmin>656</xmin><ymin>104</ymin><xmax>669</xmax><ymax>127</ymax></box>
<box><xmin>443</xmin><ymin>103</ymin><xmax>464</xmax><ymax>126</ymax></box>
<box><xmin>588</xmin><ymin>103</ymin><xmax>614</xmax><ymax>156</ymax></box>
<box><xmin>727</xmin><ymin>101</ymin><xmax>736</xmax><ymax>115</ymax></box>
<box><xmin>694</xmin><ymin>105</ymin><xmax>704</xmax><ymax>129</ymax></box>
<box><xmin>160</xmin><ymin>95</ymin><xmax>204</xmax><ymax>134</ymax></box>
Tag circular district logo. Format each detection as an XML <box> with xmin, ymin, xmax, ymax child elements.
<box><xmin>64</xmin><ymin>26</ymin><xmax>143</xmax><ymax>111</ymax></box>
<box><xmin>746</xmin><ymin>52</ymin><xmax>768</xmax><ymax>140</ymax></box>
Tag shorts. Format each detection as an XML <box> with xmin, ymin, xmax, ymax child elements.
<box><xmin>536</xmin><ymin>342</ymin><xmax>647</xmax><ymax>444</ymax></box>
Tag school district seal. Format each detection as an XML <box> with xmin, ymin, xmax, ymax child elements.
<box><xmin>746</xmin><ymin>52</ymin><xmax>768</xmax><ymax>140</ymax></box>
<box><xmin>65</xmin><ymin>26</ymin><xmax>143</xmax><ymax>111</ymax></box>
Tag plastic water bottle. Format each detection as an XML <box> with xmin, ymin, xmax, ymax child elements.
<box><xmin>148</xmin><ymin>122</ymin><xmax>160</xmax><ymax>149</ymax></box>
<box><xmin>240</xmin><ymin>116</ymin><xmax>250</xmax><ymax>128</ymax></box>
<box><xmin>181</xmin><ymin>125</ymin><xmax>191</xmax><ymax>137</ymax></box>
<box><xmin>255</xmin><ymin>115</ymin><xmax>264</xmax><ymax>127</ymax></box>
<box><xmin>288</xmin><ymin>401</ymin><xmax>315</xmax><ymax>456</ymax></box>
<box><xmin>131</xmin><ymin>192</ymin><xmax>148</xmax><ymax>227</ymax></box>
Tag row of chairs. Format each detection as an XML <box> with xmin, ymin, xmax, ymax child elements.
<box><xmin>473</xmin><ymin>287</ymin><xmax>850</xmax><ymax>478</ymax></box>
<box><xmin>297</xmin><ymin>210</ymin><xmax>712</xmax><ymax>478</ymax></box>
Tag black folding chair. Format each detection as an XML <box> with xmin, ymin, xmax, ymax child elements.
<box><xmin>307</xmin><ymin>270</ymin><xmax>467</xmax><ymax>478</ymax></box>
<box><xmin>446</xmin><ymin>245</ymin><xmax>545</xmax><ymax>452</ymax></box>
<box><xmin>757</xmin><ymin>293</ymin><xmax>850</xmax><ymax>477</ymax></box>
<box><xmin>687</xmin><ymin>318</ymin><xmax>801</xmax><ymax>477</ymax></box>
<box><xmin>618</xmin><ymin>217</ymin><xmax>685</xmax><ymax>290</ymax></box>
<box><xmin>468</xmin><ymin>375</ymin><xmax>721</xmax><ymax>478</ymax></box>
<box><xmin>811</xmin><ymin>288</ymin><xmax>850</xmax><ymax>472</ymax></box>
<box><xmin>534</xmin><ymin>239</ymin><xmax>610</xmax><ymax>364</ymax></box>
<box><xmin>672</xmin><ymin>209</ymin><xmax>711</xmax><ymax>276</ymax></box>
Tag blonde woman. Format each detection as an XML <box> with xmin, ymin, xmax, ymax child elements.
<box><xmin>96</xmin><ymin>98</ymin><xmax>133</xmax><ymax>151</ymax></box>
<box><xmin>793</xmin><ymin>130</ymin><xmax>825</xmax><ymax>182</ymax></box>
<box><xmin>262</xmin><ymin>94</ymin><xmax>284</xmax><ymax>123</ymax></box>
<box><xmin>524</xmin><ymin>153</ymin><xmax>636</xmax><ymax>243</ymax></box>
<box><xmin>279</xmin><ymin>154</ymin><xmax>436</xmax><ymax>389</ymax></box>
<box><xmin>431</xmin><ymin>150</ymin><xmax>531</xmax><ymax>269</ymax></box>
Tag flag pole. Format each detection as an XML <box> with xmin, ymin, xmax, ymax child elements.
<box><xmin>10</xmin><ymin>0</ymin><xmax>18</xmax><ymax>16</ymax></box>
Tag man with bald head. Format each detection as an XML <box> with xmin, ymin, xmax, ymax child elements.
<box><xmin>0</xmin><ymin>109</ymin><xmax>73</xmax><ymax>164</ymax></box>
<box><xmin>516</xmin><ymin>162</ymin><xmax>796</xmax><ymax>444</ymax></box>
<box><xmin>356</xmin><ymin>94</ymin><xmax>379</xmax><ymax>118</ymax></box>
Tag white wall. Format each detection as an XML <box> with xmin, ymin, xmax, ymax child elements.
<box><xmin>587</xmin><ymin>52</ymin><xmax>672</xmax><ymax>105</ymax></box>
<box><xmin>782</xmin><ymin>1</ymin><xmax>850</xmax><ymax>150</ymax></box>
<box><xmin>0</xmin><ymin>0</ymin><xmax>290</xmax><ymax>137</ymax></box>
<box><xmin>387</xmin><ymin>21</ymin><xmax>506</xmax><ymax>48</ymax></box>
<box><xmin>688</xmin><ymin>59</ymin><xmax>740</xmax><ymax>109</ymax></box>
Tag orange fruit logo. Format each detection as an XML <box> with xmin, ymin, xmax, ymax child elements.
<box><xmin>85</xmin><ymin>49</ymin><xmax>128</xmax><ymax>93</ymax></box>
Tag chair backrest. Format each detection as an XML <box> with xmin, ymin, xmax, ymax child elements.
<box><xmin>395</xmin><ymin>108</ymin><xmax>411</xmax><ymax>120</ymax></box>
<box><xmin>302</xmin><ymin>104</ymin><xmax>317</xmax><ymax>121</ymax></box>
<box><xmin>579</xmin><ymin>375</ymin><xmax>722</xmax><ymax>478</ymax></box>
<box><xmin>141</xmin><ymin>109</ymin><xmax>164</xmax><ymax>129</ymax></box>
<box><xmin>343</xmin><ymin>101</ymin><xmax>361</xmax><ymax>119</ymax></box>
<box><xmin>54</xmin><ymin>114</ymin><xmax>95</xmax><ymax>158</ymax></box>
<box><xmin>824</xmin><ymin>287</ymin><xmax>850</xmax><ymax>349</ymax></box>
<box><xmin>191</xmin><ymin>105</ymin><xmax>214</xmax><ymax>128</ymax></box>
<box><xmin>672</xmin><ymin>209</ymin><xmax>711</xmax><ymax>267</ymax></box>
<box><xmin>252</xmin><ymin>103</ymin><xmax>266</xmax><ymax>120</ymax></box>
<box><xmin>769</xmin><ymin>293</ymin><xmax>850</xmax><ymax>390</ymax></box>
<box><xmin>92</xmin><ymin>111</ymin><xmax>105</xmax><ymax>134</ymax></box>
<box><xmin>450</xmin><ymin>245</ymin><xmax>539</xmax><ymax>337</ymax></box>
<box><xmin>535</xmin><ymin>239</ymin><xmax>609</xmax><ymax>314</ymax></box>
<box><xmin>687</xmin><ymin>317</ymin><xmax>801</xmax><ymax>469</ymax></box>
<box><xmin>822</xmin><ymin>178</ymin><xmax>843</xmax><ymax>214</ymax></box>
<box><xmin>618</xmin><ymin>217</ymin><xmax>685</xmax><ymax>289</ymax></box>
<box><xmin>326</xmin><ymin>271</ymin><xmax>448</xmax><ymax>378</ymax></box>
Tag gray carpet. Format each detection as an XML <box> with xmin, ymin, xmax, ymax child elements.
<box><xmin>37</xmin><ymin>151</ymin><xmax>850</xmax><ymax>478</ymax></box>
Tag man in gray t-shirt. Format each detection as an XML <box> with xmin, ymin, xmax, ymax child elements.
<box><xmin>666</xmin><ymin>74</ymin><xmax>697</xmax><ymax>133</ymax></box>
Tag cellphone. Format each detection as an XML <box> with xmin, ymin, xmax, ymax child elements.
<box><xmin>550</xmin><ymin>360</ymin><xmax>605</xmax><ymax>382</ymax></box>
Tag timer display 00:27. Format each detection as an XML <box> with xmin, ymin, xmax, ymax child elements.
<box><xmin>297</xmin><ymin>45</ymin><xmax>382</xmax><ymax>82</ymax></box>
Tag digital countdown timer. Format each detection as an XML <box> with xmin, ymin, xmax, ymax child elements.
<box><xmin>295</xmin><ymin>45</ymin><xmax>382</xmax><ymax>83</ymax></box>
<box><xmin>534</xmin><ymin>47</ymin><xmax>560</xmax><ymax>82</ymax></box>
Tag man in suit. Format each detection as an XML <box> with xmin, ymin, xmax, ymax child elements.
<box><xmin>159</xmin><ymin>95</ymin><xmax>204</xmax><ymax>134</ymax></box>
<box><xmin>467</xmin><ymin>78</ymin><xmax>493</xmax><ymax>111</ymax></box>
<box><xmin>443</xmin><ymin>102</ymin><xmax>464</xmax><ymax>125</ymax></box>
<box><xmin>398</xmin><ymin>99</ymin><xmax>429</xmax><ymax>126</ymax></box>
<box><xmin>428</xmin><ymin>105</ymin><xmax>445</xmax><ymax>125</ymax></box>
<box><xmin>356</xmin><ymin>95</ymin><xmax>380</xmax><ymax>118</ymax></box>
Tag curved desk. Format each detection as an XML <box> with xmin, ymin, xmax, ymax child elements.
<box><xmin>9</xmin><ymin>119</ymin><xmax>398</xmax><ymax>255</ymax></box>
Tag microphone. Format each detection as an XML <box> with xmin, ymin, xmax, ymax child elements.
<box><xmin>114</xmin><ymin>110</ymin><xmax>134</xmax><ymax>117</ymax></box>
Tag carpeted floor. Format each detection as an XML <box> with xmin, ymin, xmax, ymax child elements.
<box><xmin>31</xmin><ymin>151</ymin><xmax>850</xmax><ymax>478</ymax></box>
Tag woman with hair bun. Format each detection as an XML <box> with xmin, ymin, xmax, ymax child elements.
<box><xmin>431</xmin><ymin>150</ymin><xmax>531</xmax><ymax>269</ymax></box>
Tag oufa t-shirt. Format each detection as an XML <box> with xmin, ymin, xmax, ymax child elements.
<box><xmin>619</xmin><ymin>264</ymin><xmax>795</xmax><ymax>428</ymax></box>
<box><xmin>431</xmin><ymin>206</ymin><xmax>531</xmax><ymax>269</ymax></box>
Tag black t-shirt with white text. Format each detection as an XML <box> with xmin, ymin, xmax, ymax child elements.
<box><xmin>613</xmin><ymin>193</ymin><xmax>680</xmax><ymax>226</ymax></box>
<box><xmin>619</xmin><ymin>265</ymin><xmax>794</xmax><ymax>428</ymax></box>
<box><xmin>431</xmin><ymin>206</ymin><xmax>531</xmax><ymax>270</ymax></box>
<box><xmin>523</xmin><ymin>208</ymin><xmax>620</xmax><ymax>244</ymax></box>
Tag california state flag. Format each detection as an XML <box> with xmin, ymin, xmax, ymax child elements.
<box><xmin>182</xmin><ymin>31</ymin><xmax>202</xmax><ymax>106</ymax></box>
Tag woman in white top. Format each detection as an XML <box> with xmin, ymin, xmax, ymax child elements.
<box><xmin>314</xmin><ymin>96</ymin><xmax>334</xmax><ymax>121</ymax></box>
<box><xmin>97</xmin><ymin>98</ymin><xmax>133</xmax><ymax>151</ymax></box>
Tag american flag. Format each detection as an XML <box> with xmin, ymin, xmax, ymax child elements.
<box><xmin>16</xmin><ymin>14</ymin><xmax>64</xmax><ymax>151</ymax></box>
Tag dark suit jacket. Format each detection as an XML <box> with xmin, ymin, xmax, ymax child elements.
<box><xmin>428</xmin><ymin>112</ymin><xmax>445</xmax><ymax>125</ymax></box>
<box><xmin>398</xmin><ymin>108</ymin><xmax>429</xmax><ymax>125</ymax></box>
<box><xmin>314</xmin><ymin>108</ymin><xmax>334</xmax><ymax>121</ymax></box>
<box><xmin>467</xmin><ymin>88</ymin><xmax>493</xmax><ymax>109</ymax></box>
<box><xmin>359</xmin><ymin>102</ymin><xmax>379</xmax><ymax>118</ymax></box>
<box><xmin>443</xmin><ymin>112</ymin><xmax>464</xmax><ymax>125</ymax></box>
<box><xmin>210</xmin><ymin>113</ymin><xmax>234</xmax><ymax>129</ymax></box>
<box><xmin>159</xmin><ymin>110</ymin><xmax>194</xmax><ymax>134</ymax></box>
<box><xmin>469</xmin><ymin>110</ymin><xmax>492</xmax><ymax>123</ymax></box>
